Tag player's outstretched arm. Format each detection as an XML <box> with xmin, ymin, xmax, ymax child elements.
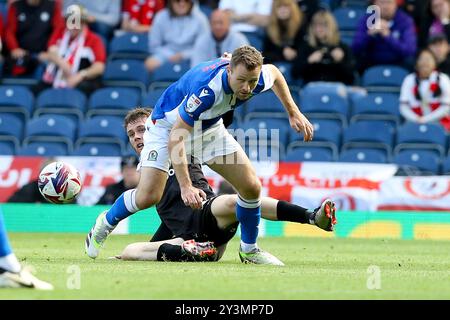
<box><xmin>168</xmin><ymin>116</ymin><xmax>207</xmax><ymax>209</ymax></box>
<box><xmin>267</xmin><ymin>64</ymin><xmax>314</xmax><ymax>141</ymax></box>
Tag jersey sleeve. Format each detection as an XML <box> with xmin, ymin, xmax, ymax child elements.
<box><xmin>254</xmin><ymin>64</ymin><xmax>275</xmax><ymax>93</ymax></box>
<box><xmin>178</xmin><ymin>86</ymin><xmax>216</xmax><ymax>126</ymax></box>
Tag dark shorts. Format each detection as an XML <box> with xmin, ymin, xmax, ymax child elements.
<box><xmin>186</xmin><ymin>196</ymin><xmax>239</xmax><ymax>247</ymax></box>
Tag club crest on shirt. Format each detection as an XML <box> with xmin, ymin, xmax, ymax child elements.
<box><xmin>185</xmin><ymin>94</ymin><xmax>202</xmax><ymax>113</ymax></box>
<box><xmin>148</xmin><ymin>150</ymin><xmax>158</xmax><ymax>161</ymax></box>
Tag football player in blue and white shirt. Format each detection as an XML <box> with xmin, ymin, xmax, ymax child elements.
<box><xmin>85</xmin><ymin>46</ymin><xmax>314</xmax><ymax>264</ymax></box>
<box><xmin>0</xmin><ymin>213</ymin><xmax>53</xmax><ymax>289</ymax></box>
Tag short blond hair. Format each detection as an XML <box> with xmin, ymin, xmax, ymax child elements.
<box><xmin>231</xmin><ymin>46</ymin><xmax>264</xmax><ymax>70</ymax></box>
<box><xmin>124</xmin><ymin>107</ymin><xmax>152</xmax><ymax>128</ymax></box>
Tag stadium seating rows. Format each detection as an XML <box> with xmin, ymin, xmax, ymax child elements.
<box><xmin>0</xmin><ymin>2</ymin><xmax>447</xmax><ymax>175</ymax></box>
<box><xmin>1</xmin><ymin>79</ymin><xmax>450</xmax><ymax>175</ymax></box>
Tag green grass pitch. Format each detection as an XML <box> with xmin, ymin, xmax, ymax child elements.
<box><xmin>1</xmin><ymin>233</ymin><xmax>450</xmax><ymax>299</ymax></box>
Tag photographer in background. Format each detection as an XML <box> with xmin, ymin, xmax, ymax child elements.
<box><xmin>96</xmin><ymin>156</ymin><xmax>140</xmax><ymax>205</ymax></box>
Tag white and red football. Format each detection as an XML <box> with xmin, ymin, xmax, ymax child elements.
<box><xmin>38</xmin><ymin>161</ymin><xmax>82</xmax><ymax>204</ymax></box>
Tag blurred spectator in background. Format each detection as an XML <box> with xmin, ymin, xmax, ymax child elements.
<box><xmin>217</xmin><ymin>179</ymin><xmax>235</xmax><ymax>195</ymax></box>
<box><xmin>120</xmin><ymin>0</ymin><xmax>165</xmax><ymax>34</ymax></box>
<box><xmin>145</xmin><ymin>0</ymin><xmax>209</xmax><ymax>72</ymax></box>
<box><xmin>96</xmin><ymin>155</ymin><xmax>140</xmax><ymax>205</ymax></box>
<box><xmin>418</xmin><ymin>0</ymin><xmax>450</xmax><ymax>48</ymax></box>
<box><xmin>219</xmin><ymin>0</ymin><xmax>272</xmax><ymax>33</ymax></box>
<box><xmin>7</xmin><ymin>158</ymin><xmax>54</xmax><ymax>203</ymax></box>
<box><xmin>292</xmin><ymin>10</ymin><xmax>355</xmax><ymax>85</ymax></box>
<box><xmin>295</xmin><ymin>0</ymin><xmax>321</xmax><ymax>23</ymax></box>
<box><xmin>0</xmin><ymin>14</ymin><xmax>3</xmax><ymax>73</ymax></box>
<box><xmin>352</xmin><ymin>0</ymin><xmax>417</xmax><ymax>73</ymax></box>
<box><xmin>399</xmin><ymin>48</ymin><xmax>450</xmax><ymax>131</ymax></box>
<box><xmin>402</xmin><ymin>0</ymin><xmax>428</xmax><ymax>29</ymax></box>
<box><xmin>428</xmin><ymin>33</ymin><xmax>450</xmax><ymax>75</ymax></box>
<box><xmin>63</xmin><ymin>0</ymin><xmax>121</xmax><ymax>40</ymax></box>
<box><xmin>3</xmin><ymin>0</ymin><xmax>64</xmax><ymax>77</ymax></box>
<box><xmin>38</xmin><ymin>4</ymin><xmax>106</xmax><ymax>94</ymax></box>
<box><xmin>262</xmin><ymin>0</ymin><xmax>306</xmax><ymax>64</ymax></box>
<box><xmin>191</xmin><ymin>9</ymin><xmax>248</xmax><ymax>67</ymax></box>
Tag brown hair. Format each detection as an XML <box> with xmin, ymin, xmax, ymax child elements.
<box><xmin>267</xmin><ymin>0</ymin><xmax>303</xmax><ymax>46</ymax></box>
<box><xmin>168</xmin><ymin>0</ymin><xmax>194</xmax><ymax>17</ymax></box>
<box><xmin>230</xmin><ymin>45</ymin><xmax>264</xmax><ymax>70</ymax></box>
<box><xmin>124</xmin><ymin>107</ymin><xmax>152</xmax><ymax>128</ymax></box>
<box><xmin>308</xmin><ymin>10</ymin><xmax>340</xmax><ymax>47</ymax></box>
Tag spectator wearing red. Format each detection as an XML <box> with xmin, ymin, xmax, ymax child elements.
<box><xmin>0</xmin><ymin>14</ymin><xmax>4</xmax><ymax>65</ymax></box>
<box><xmin>418</xmin><ymin>0</ymin><xmax>450</xmax><ymax>48</ymax></box>
<box><xmin>400</xmin><ymin>48</ymin><xmax>450</xmax><ymax>131</ymax></box>
<box><xmin>4</xmin><ymin>0</ymin><xmax>64</xmax><ymax>76</ymax></box>
<box><xmin>38</xmin><ymin>5</ymin><xmax>106</xmax><ymax>94</ymax></box>
<box><xmin>121</xmin><ymin>0</ymin><xmax>165</xmax><ymax>33</ymax></box>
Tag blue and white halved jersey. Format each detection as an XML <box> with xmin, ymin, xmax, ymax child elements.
<box><xmin>151</xmin><ymin>58</ymin><xmax>275</xmax><ymax>129</ymax></box>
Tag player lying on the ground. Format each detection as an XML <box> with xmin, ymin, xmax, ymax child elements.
<box><xmin>0</xmin><ymin>213</ymin><xmax>53</xmax><ymax>290</ymax></box>
<box><xmin>111</xmin><ymin>108</ymin><xmax>336</xmax><ymax>264</ymax></box>
<box><xmin>86</xmin><ymin>45</ymin><xmax>314</xmax><ymax>265</ymax></box>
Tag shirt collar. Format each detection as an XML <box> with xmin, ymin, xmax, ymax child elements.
<box><xmin>222</xmin><ymin>69</ymin><xmax>233</xmax><ymax>95</ymax></box>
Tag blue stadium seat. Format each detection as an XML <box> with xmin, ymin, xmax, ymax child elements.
<box><xmin>87</xmin><ymin>87</ymin><xmax>140</xmax><ymax>117</ymax></box>
<box><xmin>0</xmin><ymin>85</ymin><xmax>35</xmax><ymax>122</ymax></box>
<box><xmin>123</xmin><ymin>143</ymin><xmax>138</xmax><ymax>157</ymax></box>
<box><xmin>242</xmin><ymin>32</ymin><xmax>263</xmax><ymax>51</ymax></box>
<box><xmin>274</xmin><ymin>62</ymin><xmax>297</xmax><ymax>87</ymax></box>
<box><xmin>395</xmin><ymin>123</ymin><xmax>447</xmax><ymax>157</ymax></box>
<box><xmin>442</xmin><ymin>155</ymin><xmax>450</xmax><ymax>174</ymax></box>
<box><xmin>77</xmin><ymin>116</ymin><xmax>128</xmax><ymax>153</ymax></box>
<box><xmin>0</xmin><ymin>114</ymin><xmax>24</xmax><ymax>141</ymax></box>
<box><xmin>103</xmin><ymin>59</ymin><xmax>150</xmax><ymax>95</ymax></box>
<box><xmin>339</xmin><ymin>148</ymin><xmax>388</xmax><ymax>163</ymax></box>
<box><xmin>239</xmin><ymin>118</ymin><xmax>290</xmax><ymax>147</ymax></box>
<box><xmin>72</xmin><ymin>142</ymin><xmax>123</xmax><ymax>157</ymax></box>
<box><xmin>149</xmin><ymin>60</ymin><xmax>190</xmax><ymax>90</ymax></box>
<box><xmin>394</xmin><ymin>149</ymin><xmax>441</xmax><ymax>175</ymax></box>
<box><xmin>333</xmin><ymin>7</ymin><xmax>365</xmax><ymax>31</ymax></box>
<box><xmin>245</xmin><ymin>91</ymin><xmax>294</xmax><ymax>121</ymax></box>
<box><xmin>24</xmin><ymin>115</ymin><xmax>76</xmax><ymax>153</ymax></box>
<box><xmin>285</xmin><ymin>146</ymin><xmax>335</xmax><ymax>162</ymax></box>
<box><xmin>242</xmin><ymin>140</ymin><xmax>283</xmax><ymax>162</ymax></box>
<box><xmin>199</xmin><ymin>4</ymin><xmax>213</xmax><ymax>18</ymax></box>
<box><xmin>340</xmin><ymin>33</ymin><xmax>354</xmax><ymax>46</ymax></box>
<box><xmin>35</xmin><ymin>88</ymin><xmax>86</xmax><ymax>121</ymax></box>
<box><xmin>300</xmin><ymin>82</ymin><xmax>349</xmax><ymax>126</ymax></box>
<box><xmin>142</xmin><ymin>88</ymin><xmax>165</xmax><ymax>108</ymax></box>
<box><xmin>18</xmin><ymin>142</ymin><xmax>69</xmax><ymax>156</ymax></box>
<box><xmin>342</xmin><ymin>120</ymin><xmax>395</xmax><ymax>157</ymax></box>
<box><xmin>350</xmin><ymin>93</ymin><xmax>401</xmax><ymax>125</ymax></box>
<box><xmin>109</xmin><ymin>33</ymin><xmax>149</xmax><ymax>60</ymax></box>
<box><xmin>0</xmin><ymin>141</ymin><xmax>16</xmax><ymax>155</ymax></box>
<box><xmin>362</xmin><ymin>65</ymin><xmax>409</xmax><ymax>92</ymax></box>
<box><xmin>289</xmin><ymin>119</ymin><xmax>342</xmax><ymax>148</ymax></box>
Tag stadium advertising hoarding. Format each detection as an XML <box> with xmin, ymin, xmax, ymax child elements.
<box><xmin>1</xmin><ymin>156</ymin><xmax>450</xmax><ymax>240</ymax></box>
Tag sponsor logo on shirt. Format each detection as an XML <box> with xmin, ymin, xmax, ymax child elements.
<box><xmin>185</xmin><ymin>94</ymin><xmax>202</xmax><ymax>113</ymax></box>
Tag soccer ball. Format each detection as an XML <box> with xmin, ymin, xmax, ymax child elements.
<box><xmin>38</xmin><ymin>161</ymin><xmax>82</xmax><ymax>204</ymax></box>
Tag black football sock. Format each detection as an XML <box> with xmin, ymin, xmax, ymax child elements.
<box><xmin>157</xmin><ymin>243</ymin><xmax>196</xmax><ymax>262</ymax></box>
<box><xmin>157</xmin><ymin>243</ymin><xmax>184</xmax><ymax>261</ymax></box>
<box><xmin>276</xmin><ymin>200</ymin><xmax>315</xmax><ymax>224</ymax></box>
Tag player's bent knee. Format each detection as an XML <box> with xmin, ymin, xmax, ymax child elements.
<box><xmin>135</xmin><ymin>188</ymin><xmax>160</xmax><ymax>209</ymax></box>
<box><xmin>238</xmin><ymin>179</ymin><xmax>262</xmax><ymax>200</ymax></box>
